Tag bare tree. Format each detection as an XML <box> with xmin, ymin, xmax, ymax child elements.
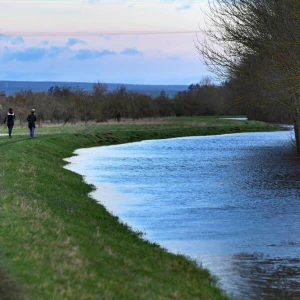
<box><xmin>196</xmin><ymin>0</ymin><xmax>300</xmax><ymax>153</ymax></box>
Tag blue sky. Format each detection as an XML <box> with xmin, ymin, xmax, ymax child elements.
<box><xmin>0</xmin><ymin>0</ymin><xmax>212</xmax><ymax>85</ymax></box>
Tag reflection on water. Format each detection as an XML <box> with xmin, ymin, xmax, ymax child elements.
<box><xmin>65</xmin><ymin>130</ymin><xmax>300</xmax><ymax>299</ymax></box>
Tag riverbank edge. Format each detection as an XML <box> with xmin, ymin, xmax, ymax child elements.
<box><xmin>0</xmin><ymin>122</ymin><xmax>285</xmax><ymax>299</ymax></box>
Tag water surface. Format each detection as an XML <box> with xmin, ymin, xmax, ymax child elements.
<box><xmin>65</xmin><ymin>130</ymin><xmax>300</xmax><ymax>299</ymax></box>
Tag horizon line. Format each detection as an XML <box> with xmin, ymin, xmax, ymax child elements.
<box><xmin>0</xmin><ymin>79</ymin><xmax>190</xmax><ymax>86</ymax></box>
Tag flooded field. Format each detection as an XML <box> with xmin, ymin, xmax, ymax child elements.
<box><xmin>65</xmin><ymin>130</ymin><xmax>300</xmax><ymax>299</ymax></box>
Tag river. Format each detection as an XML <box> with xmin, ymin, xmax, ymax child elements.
<box><xmin>64</xmin><ymin>130</ymin><xmax>300</xmax><ymax>299</ymax></box>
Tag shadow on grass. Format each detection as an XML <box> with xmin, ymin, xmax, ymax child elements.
<box><xmin>0</xmin><ymin>268</ymin><xmax>24</xmax><ymax>300</ymax></box>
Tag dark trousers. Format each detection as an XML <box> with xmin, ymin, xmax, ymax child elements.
<box><xmin>28</xmin><ymin>123</ymin><xmax>35</xmax><ymax>138</ymax></box>
<box><xmin>7</xmin><ymin>124</ymin><xmax>14</xmax><ymax>137</ymax></box>
<box><xmin>30</xmin><ymin>127</ymin><xmax>35</xmax><ymax>138</ymax></box>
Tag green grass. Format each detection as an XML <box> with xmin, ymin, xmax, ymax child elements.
<box><xmin>0</xmin><ymin>116</ymin><xmax>284</xmax><ymax>138</ymax></box>
<box><xmin>0</xmin><ymin>117</ymin><xmax>284</xmax><ymax>299</ymax></box>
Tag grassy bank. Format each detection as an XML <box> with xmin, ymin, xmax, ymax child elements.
<box><xmin>0</xmin><ymin>118</ymin><xmax>283</xmax><ymax>299</ymax></box>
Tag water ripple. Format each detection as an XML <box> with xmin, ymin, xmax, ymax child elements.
<box><xmin>65</xmin><ymin>131</ymin><xmax>300</xmax><ymax>299</ymax></box>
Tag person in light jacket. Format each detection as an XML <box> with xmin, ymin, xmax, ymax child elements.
<box><xmin>27</xmin><ymin>109</ymin><xmax>37</xmax><ymax>139</ymax></box>
<box><xmin>3</xmin><ymin>107</ymin><xmax>15</xmax><ymax>138</ymax></box>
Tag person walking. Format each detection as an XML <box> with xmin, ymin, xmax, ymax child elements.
<box><xmin>3</xmin><ymin>107</ymin><xmax>15</xmax><ymax>138</ymax></box>
<box><xmin>27</xmin><ymin>109</ymin><xmax>37</xmax><ymax>139</ymax></box>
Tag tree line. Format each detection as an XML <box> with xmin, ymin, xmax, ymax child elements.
<box><xmin>0</xmin><ymin>79</ymin><xmax>244</xmax><ymax>126</ymax></box>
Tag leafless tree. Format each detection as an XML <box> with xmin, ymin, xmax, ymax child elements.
<box><xmin>196</xmin><ymin>0</ymin><xmax>300</xmax><ymax>153</ymax></box>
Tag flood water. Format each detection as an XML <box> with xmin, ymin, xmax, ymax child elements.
<box><xmin>65</xmin><ymin>130</ymin><xmax>300</xmax><ymax>299</ymax></box>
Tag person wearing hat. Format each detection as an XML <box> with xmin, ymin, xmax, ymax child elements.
<box><xmin>27</xmin><ymin>109</ymin><xmax>37</xmax><ymax>139</ymax></box>
<box><xmin>3</xmin><ymin>107</ymin><xmax>15</xmax><ymax>138</ymax></box>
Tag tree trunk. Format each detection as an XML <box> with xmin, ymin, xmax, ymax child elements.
<box><xmin>84</xmin><ymin>101</ymin><xmax>87</xmax><ymax>126</ymax></box>
<box><xmin>292</xmin><ymin>95</ymin><xmax>300</xmax><ymax>154</ymax></box>
<box><xmin>293</xmin><ymin>114</ymin><xmax>300</xmax><ymax>155</ymax></box>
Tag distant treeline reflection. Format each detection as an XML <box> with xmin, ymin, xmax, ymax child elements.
<box><xmin>0</xmin><ymin>77</ymin><xmax>292</xmax><ymax>125</ymax></box>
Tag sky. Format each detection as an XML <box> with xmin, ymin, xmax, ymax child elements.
<box><xmin>0</xmin><ymin>0</ymin><xmax>212</xmax><ymax>85</ymax></box>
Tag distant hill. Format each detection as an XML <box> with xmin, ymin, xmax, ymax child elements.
<box><xmin>0</xmin><ymin>81</ymin><xmax>188</xmax><ymax>97</ymax></box>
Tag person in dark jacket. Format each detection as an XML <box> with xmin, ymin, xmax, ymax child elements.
<box><xmin>27</xmin><ymin>109</ymin><xmax>37</xmax><ymax>139</ymax></box>
<box><xmin>3</xmin><ymin>107</ymin><xmax>15</xmax><ymax>138</ymax></box>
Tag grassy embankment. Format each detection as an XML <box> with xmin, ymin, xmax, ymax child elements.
<box><xmin>0</xmin><ymin>117</ymin><xmax>284</xmax><ymax>299</ymax></box>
